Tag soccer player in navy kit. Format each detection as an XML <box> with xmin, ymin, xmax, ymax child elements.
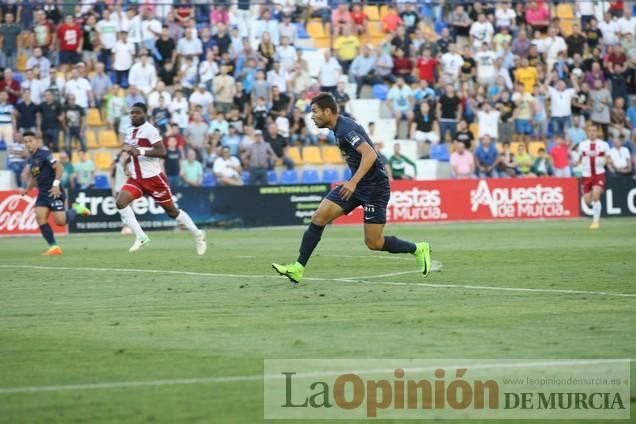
<box><xmin>21</xmin><ymin>132</ymin><xmax>90</xmax><ymax>255</ymax></box>
<box><xmin>272</xmin><ymin>93</ymin><xmax>431</xmax><ymax>283</ymax></box>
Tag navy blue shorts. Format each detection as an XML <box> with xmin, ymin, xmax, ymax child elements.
<box><xmin>326</xmin><ymin>184</ymin><xmax>390</xmax><ymax>224</ymax></box>
<box><xmin>35</xmin><ymin>190</ymin><xmax>66</xmax><ymax>212</ymax></box>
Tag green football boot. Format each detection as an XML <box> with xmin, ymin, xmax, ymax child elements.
<box><xmin>414</xmin><ymin>242</ymin><xmax>432</xmax><ymax>277</ymax></box>
<box><xmin>272</xmin><ymin>262</ymin><xmax>304</xmax><ymax>284</ymax></box>
<box><xmin>71</xmin><ymin>203</ymin><xmax>91</xmax><ymax>216</ymax></box>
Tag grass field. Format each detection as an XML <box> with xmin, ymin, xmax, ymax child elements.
<box><xmin>0</xmin><ymin>219</ymin><xmax>635</xmax><ymax>423</ymax></box>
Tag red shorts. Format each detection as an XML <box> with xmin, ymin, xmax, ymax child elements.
<box><xmin>122</xmin><ymin>173</ymin><xmax>174</xmax><ymax>205</ymax></box>
<box><xmin>581</xmin><ymin>174</ymin><xmax>606</xmax><ymax>194</ymax></box>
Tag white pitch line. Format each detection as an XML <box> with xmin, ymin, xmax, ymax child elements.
<box><xmin>0</xmin><ymin>359</ymin><xmax>630</xmax><ymax>395</ymax></box>
<box><xmin>0</xmin><ymin>265</ymin><xmax>634</xmax><ymax>298</ymax></box>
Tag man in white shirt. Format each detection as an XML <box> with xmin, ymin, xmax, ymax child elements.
<box><xmin>275</xmin><ymin>36</ymin><xmax>297</xmax><ymax>72</ymax></box>
<box><xmin>96</xmin><ymin>8</ymin><xmax>119</xmax><ymax>55</ymax></box>
<box><xmin>213</xmin><ymin>146</ymin><xmax>243</xmax><ymax>186</ymax></box>
<box><xmin>278</xmin><ymin>14</ymin><xmax>297</xmax><ymax>45</ymax></box>
<box><xmin>475</xmin><ymin>43</ymin><xmax>497</xmax><ymax>87</ymax></box>
<box><xmin>543</xmin><ymin>26</ymin><xmax>567</xmax><ymax>72</ymax></box>
<box><xmin>386</xmin><ymin>77</ymin><xmax>414</xmax><ymax>137</ymax></box>
<box><xmin>65</xmin><ymin>67</ymin><xmax>93</xmax><ymax>109</ymax></box>
<box><xmin>267</xmin><ymin>60</ymin><xmax>290</xmax><ymax>93</ymax></box>
<box><xmin>318</xmin><ymin>50</ymin><xmax>341</xmax><ymax>94</ymax></box>
<box><xmin>608</xmin><ymin>136</ymin><xmax>632</xmax><ymax>176</ymax></box>
<box><xmin>495</xmin><ymin>3</ymin><xmax>516</xmax><ymax>29</ymax></box>
<box><xmin>177</xmin><ymin>28</ymin><xmax>203</xmax><ymax>66</ymax></box>
<box><xmin>577</xmin><ymin>125</ymin><xmax>611</xmax><ymax>229</ymax></box>
<box><xmin>546</xmin><ymin>77</ymin><xmax>576</xmax><ymax>135</ymax></box>
<box><xmin>440</xmin><ymin>43</ymin><xmax>464</xmax><ymax>86</ymax></box>
<box><xmin>617</xmin><ymin>8</ymin><xmax>636</xmax><ymax>37</ymax></box>
<box><xmin>476</xmin><ymin>102</ymin><xmax>500</xmax><ymax>140</ymax></box>
<box><xmin>147</xmin><ymin>81</ymin><xmax>172</xmax><ymax>111</ymax></box>
<box><xmin>20</xmin><ymin>69</ymin><xmax>45</xmax><ymax>105</ymax></box>
<box><xmin>598</xmin><ymin>12</ymin><xmax>619</xmax><ymax>46</ymax></box>
<box><xmin>470</xmin><ymin>13</ymin><xmax>494</xmax><ymax>49</ymax></box>
<box><xmin>189</xmin><ymin>83</ymin><xmax>214</xmax><ymax>110</ymax></box>
<box><xmin>111</xmin><ymin>31</ymin><xmax>135</xmax><ymax>86</ymax></box>
<box><xmin>128</xmin><ymin>53</ymin><xmax>157</xmax><ymax>96</ymax></box>
<box><xmin>253</xmin><ymin>8</ymin><xmax>280</xmax><ymax>45</ymax></box>
<box><xmin>121</xmin><ymin>7</ymin><xmax>142</xmax><ymax>48</ymax></box>
<box><xmin>140</xmin><ymin>8</ymin><xmax>162</xmax><ymax>50</ymax></box>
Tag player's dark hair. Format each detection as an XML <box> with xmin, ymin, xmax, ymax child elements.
<box><xmin>23</xmin><ymin>131</ymin><xmax>36</xmax><ymax>138</ymax></box>
<box><xmin>311</xmin><ymin>92</ymin><xmax>338</xmax><ymax>115</ymax></box>
<box><xmin>132</xmin><ymin>102</ymin><xmax>148</xmax><ymax>114</ymax></box>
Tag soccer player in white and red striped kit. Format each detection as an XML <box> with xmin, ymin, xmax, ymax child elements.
<box><xmin>576</xmin><ymin>124</ymin><xmax>613</xmax><ymax>230</ymax></box>
<box><xmin>116</xmin><ymin>103</ymin><xmax>207</xmax><ymax>254</ymax></box>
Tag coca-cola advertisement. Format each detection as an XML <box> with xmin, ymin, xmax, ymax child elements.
<box><xmin>0</xmin><ymin>190</ymin><xmax>68</xmax><ymax>236</ymax></box>
<box><xmin>334</xmin><ymin>178</ymin><xmax>581</xmax><ymax>224</ymax></box>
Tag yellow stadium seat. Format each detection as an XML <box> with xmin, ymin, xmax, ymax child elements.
<box><xmin>556</xmin><ymin>3</ymin><xmax>575</xmax><ymax>19</ymax></box>
<box><xmin>496</xmin><ymin>143</ymin><xmax>504</xmax><ymax>153</ymax></box>
<box><xmin>98</xmin><ymin>130</ymin><xmax>120</xmax><ymax>148</ymax></box>
<box><xmin>322</xmin><ymin>145</ymin><xmax>345</xmax><ymax>164</ymax></box>
<box><xmin>86</xmin><ymin>131</ymin><xmax>99</xmax><ymax>149</ymax></box>
<box><xmin>87</xmin><ymin>108</ymin><xmax>105</xmax><ymax>127</ymax></box>
<box><xmin>363</xmin><ymin>5</ymin><xmax>380</xmax><ymax>21</ymax></box>
<box><xmin>94</xmin><ymin>150</ymin><xmax>113</xmax><ymax>170</ymax></box>
<box><xmin>511</xmin><ymin>142</ymin><xmax>522</xmax><ymax>155</ymax></box>
<box><xmin>528</xmin><ymin>141</ymin><xmax>546</xmax><ymax>157</ymax></box>
<box><xmin>560</xmin><ymin>20</ymin><xmax>574</xmax><ymax>37</ymax></box>
<box><xmin>71</xmin><ymin>153</ymin><xmax>81</xmax><ymax>165</ymax></box>
<box><xmin>287</xmin><ymin>146</ymin><xmax>304</xmax><ymax>165</ymax></box>
<box><xmin>52</xmin><ymin>152</ymin><xmax>61</xmax><ymax>162</ymax></box>
<box><xmin>307</xmin><ymin>21</ymin><xmax>327</xmax><ymax>39</ymax></box>
<box><xmin>379</xmin><ymin>5</ymin><xmax>389</xmax><ymax>20</ymax></box>
<box><xmin>368</xmin><ymin>22</ymin><xmax>384</xmax><ymax>38</ymax></box>
<box><xmin>16</xmin><ymin>53</ymin><xmax>27</xmax><ymax>72</ymax></box>
<box><xmin>302</xmin><ymin>146</ymin><xmax>323</xmax><ymax>165</ymax></box>
<box><xmin>469</xmin><ymin>123</ymin><xmax>479</xmax><ymax>137</ymax></box>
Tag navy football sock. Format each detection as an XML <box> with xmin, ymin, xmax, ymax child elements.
<box><xmin>65</xmin><ymin>208</ymin><xmax>77</xmax><ymax>223</ymax></box>
<box><xmin>39</xmin><ymin>224</ymin><xmax>56</xmax><ymax>246</ymax></box>
<box><xmin>297</xmin><ymin>223</ymin><xmax>325</xmax><ymax>266</ymax></box>
<box><xmin>382</xmin><ymin>236</ymin><xmax>416</xmax><ymax>254</ymax></box>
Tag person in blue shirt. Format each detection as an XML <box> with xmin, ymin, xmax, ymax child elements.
<box><xmin>21</xmin><ymin>132</ymin><xmax>90</xmax><ymax>256</ymax></box>
<box><xmin>475</xmin><ymin>135</ymin><xmax>500</xmax><ymax>177</ymax></box>
<box><xmin>272</xmin><ymin>93</ymin><xmax>431</xmax><ymax>284</ymax></box>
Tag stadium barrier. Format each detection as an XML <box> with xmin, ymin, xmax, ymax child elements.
<box><xmin>64</xmin><ymin>185</ymin><xmax>330</xmax><ymax>233</ymax></box>
<box><xmin>0</xmin><ymin>190</ymin><xmax>68</xmax><ymax>236</ymax></box>
<box><xmin>334</xmin><ymin>178</ymin><xmax>582</xmax><ymax>225</ymax></box>
<box><xmin>580</xmin><ymin>175</ymin><xmax>636</xmax><ymax>218</ymax></box>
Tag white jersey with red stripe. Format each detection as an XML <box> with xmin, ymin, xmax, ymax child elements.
<box><xmin>577</xmin><ymin>139</ymin><xmax>609</xmax><ymax>178</ymax></box>
<box><xmin>126</xmin><ymin>121</ymin><xmax>163</xmax><ymax>179</ymax></box>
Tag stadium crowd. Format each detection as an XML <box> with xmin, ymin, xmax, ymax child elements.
<box><xmin>1</xmin><ymin>0</ymin><xmax>635</xmax><ymax>188</ymax></box>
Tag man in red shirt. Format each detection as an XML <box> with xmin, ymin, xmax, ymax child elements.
<box><xmin>0</xmin><ymin>69</ymin><xmax>21</xmax><ymax>105</ymax></box>
<box><xmin>550</xmin><ymin>135</ymin><xmax>571</xmax><ymax>177</ymax></box>
<box><xmin>57</xmin><ymin>15</ymin><xmax>83</xmax><ymax>72</ymax></box>
<box><xmin>415</xmin><ymin>48</ymin><xmax>437</xmax><ymax>84</ymax></box>
<box><xmin>392</xmin><ymin>47</ymin><xmax>415</xmax><ymax>84</ymax></box>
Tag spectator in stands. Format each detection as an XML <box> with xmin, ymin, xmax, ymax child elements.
<box><xmin>279</xmin><ymin>15</ymin><xmax>297</xmax><ymax>46</ymax></box>
<box><xmin>0</xmin><ymin>69</ymin><xmax>20</xmax><ymax>105</ymax></box>
<box><xmin>169</xmin><ymin>89</ymin><xmax>189</xmax><ymax>132</ymax></box>
<box><xmin>209</xmin><ymin>112</ymin><xmax>229</xmax><ymax>137</ymax></box>
<box><xmin>213</xmin><ymin>146</ymin><xmax>243</xmax><ymax>186</ymax></box>
<box><xmin>90</xmin><ymin>63</ymin><xmax>112</xmax><ymax>115</ymax></box>
<box><xmin>392</xmin><ymin>47</ymin><xmax>415</xmax><ymax>84</ymax></box>
<box><xmin>411</xmin><ymin>100</ymin><xmax>439</xmax><ymax>159</ymax></box>
<box><xmin>525</xmin><ymin>0</ymin><xmax>550</xmax><ymax>33</ymax></box>
<box><xmin>74</xmin><ymin>150</ymin><xmax>95</xmax><ymax>189</ymax></box>
<box><xmin>128</xmin><ymin>53</ymin><xmax>157</xmax><ymax>97</ymax></box>
<box><xmin>38</xmin><ymin>90</ymin><xmax>63</xmax><ymax>152</ymax></box>
<box><xmin>531</xmin><ymin>147</ymin><xmax>553</xmax><ymax>176</ymax></box>
<box><xmin>15</xmin><ymin>90</ymin><xmax>38</xmax><ymax>134</ymax></box>
<box><xmin>308</xmin><ymin>0</ymin><xmax>331</xmax><ymax>33</ymax></box>
<box><xmin>151</xmin><ymin>96</ymin><xmax>171</xmax><ymax>136</ymax></box>
<box><xmin>350</xmin><ymin>3</ymin><xmax>368</xmax><ymax>36</ymax></box>
<box><xmin>476</xmin><ymin>102</ymin><xmax>500</xmax><ymax>142</ymax></box>
<box><xmin>450</xmin><ymin>140</ymin><xmax>476</xmax><ymax>179</ymax></box>
<box><xmin>164</xmin><ymin>136</ymin><xmax>182</xmax><ymax>189</ymax></box>
<box><xmin>6</xmin><ymin>133</ymin><xmax>27</xmax><ymax>187</ymax></box>
<box><xmin>388</xmin><ymin>143</ymin><xmax>416</xmax><ymax>180</ymax></box>
<box><xmin>265</xmin><ymin>123</ymin><xmax>294</xmax><ymax>170</ymax></box>
<box><xmin>65</xmin><ymin>67</ymin><xmax>94</xmax><ymax>111</ymax></box>
<box><xmin>258</xmin><ymin>31</ymin><xmax>276</xmax><ymax>70</ymax></box>
<box><xmin>189</xmin><ymin>83</ymin><xmax>214</xmax><ymax>112</ymax></box>
<box><xmin>497</xmin><ymin>141</ymin><xmax>519</xmax><ymax>177</ymax></box>
<box><xmin>214</xmin><ymin>64</ymin><xmax>236</xmax><ymax>114</ymax></box>
<box><xmin>112</xmin><ymin>31</ymin><xmax>135</xmax><ymax>86</ymax></box>
<box><xmin>147</xmin><ymin>81</ymin><xmax>172</xmax><ymax>112</ymax></box>
<box><xmin>0</xmin><ymin>90</ymin><xmax>15</xmax><ymax>143</ymax></box>
<box><xmin>374</xmin><ymin>46</ymin><xmax>394</xmax><ymax>83</ymax></box>
<box><xmin>381</xmin><ymin>4</ymin><xmax>402</xmax><ymax>34</ymax></box>
<box><xmin>242</xmin><ymin>129</ymin><xmax>275</xmax><ymax>185</ymax></box>
<box><xmin>589</xmin><ymin>79</ymin><xmax>613</xmax><ymax>140</ymax></box>
<box><xmin>26</xmin><ymin>48</ymin><xmax>51</xmax><ymax>81</ymax></box>
<box><xmin>386</xmin><ymin>77</ymin><xmax>413</xmax><ymax>139</ymax></box>
<box><xmin>32</xmin><ymin>10</ymin><xmax>56</xmax><ymax>57</ymax></box>
<box><xmin>318</xmin><ymin>49</ymin><xmax>341</xmax><ymax>95</ymax></box>
<box><xmin>550</xmin><ymin>135</ymin><xmax>571</xmax><ymax>177</ymax></box>
<box><xmin>415</xmin><ymin>48</ymin><xmax>437</xmax><ymax>85</ymax></box>
<box><xmin>470</xmin><ymin>13</ymin><xmax>494</xmax><ymax>50</ymax></box>
<box><xmin>608</xmin><ymin>134</ymin><xmax>633</xmax><ymax>175</ymax></box>
<box><xmin>567</xmin><ymin>115</ymin><xmax>588</xmax><ymax>146</ymax></box>
<box><xmin>57</xmin><ymin>14</ymin><xmax>83</xmax><ymax>73</ymax></box>
<box><xmin>515</xmin><ymin>143</ymin><xmax>533</xmax><ymax>176</ymax></box>
<box><xmin>475</xmin><ymin>135</ymin><xmax>500</xmax><ymax>177</ymax></box>
<box><xmin>0</xmin><ymin>12</ymin><xmax>21</xmax><ymax>70</ymax></box>
<box><xmin>177</xmin><ymin>27</ymin><xmax>203</xmax><ymax>67</ymax></box>
<box><xmin>545</xmin><ymin>75</ymin><xmax>576</xmax><ymax>136</ymax></box>
<box><xmin>59</xmin><ymin>151</ymin><xmax>75</xmax><ymax>189</ymax></box>
<box><xmin>334</xmin><ymin>25</ymin><xmax>359</xmax><ymax>75</ymax></box>
<box><xmin>454</xmin><ymin>119</ymin><xmax>475</xmax><ymax>150</ymax></box>
<box><xmin>63</xmin><ymin>94</ymin><xmax>86</xmax><ymax>158</ymax></box>
<box><xmin>185</xmin><ymin>111</ymin><xmax>209</xmax><ymax>162</ymax></box>
<box><xmin>350</xmin><ymin>44</ymin><xmax>378</xmax><ymax>99</ymax></box>
<box><xmin>437</xmin><ymin>84</ymin><xmax>462</xmax><ymax>139</ymax></box>
<box><xmin>155</xmin><ymin>25</ymin><xmax>176</xmax><ymax>67</ymax></box>
<box><xmin>181</xmin><ymin>149</ymin><xmax>204</xmax><ymax>187</ymax></box>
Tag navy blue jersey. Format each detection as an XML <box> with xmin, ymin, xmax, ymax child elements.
<box><xmin>333</xmin><ymin>116</ymin><xmax>388</xmax><ymax>186</ymax></box>
<box><xmin>28</xmin><ymin>148</ymin><xmax>57</xmax><ymax>192</ymax></box>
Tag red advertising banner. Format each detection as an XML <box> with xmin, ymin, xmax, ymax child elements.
<box><xmin>334</xmin><ymin>178</ymin><xmax>581</xmax><ymax>224</ymax></box>
<box><xmin>0</xmin><ymin>190</ymin><xmax>68</xmax><ymax>236</ymax></box>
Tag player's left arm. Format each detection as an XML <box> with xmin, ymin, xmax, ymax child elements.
<box><xmin>124</xmin><ymin>134</ymin><xmax>167</xmax><ymax>159</ymax></box>
<box><xmin>340</xmin><ymin>142</ymin><xmax>377</xmax><ymax>201</ymax></box>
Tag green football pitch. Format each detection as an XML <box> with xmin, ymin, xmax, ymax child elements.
<box><xmin>1</xmin><ymin>219</ymin><xmax>634</xmax><ymax>423</ymax></box>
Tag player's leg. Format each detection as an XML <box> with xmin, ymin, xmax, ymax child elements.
<box><xmin>362</xmin><ymin>203</ymin><xmax>432</xmax><ymax>277</ymax></box>
<box><xmin>51</xmin><ymin>204</ymin><xmax>91</xmax><ymax>227</ymax></box>
<box><xmin>116</xmin><ymin>185</ymin><xmax>150</xmax><ymax>251</ymax></box>
<box><xmin>35</xmin><ymin>206</ymin><xmax>62</xmax><ymax>255</ymax></box>
<box><xmin>161</xmin><ymin>201</ymin><xmax>207</xmax><ymax>256</ymax></box>
<box><xmin>589</xmin><ymin>185</ymin><xmax>603</xmax><ymax>229</ymax></box>
<box><xmin>272</xmin><ymin>196</ymin><xmax>347</xmax><ymax>284</ymax></box>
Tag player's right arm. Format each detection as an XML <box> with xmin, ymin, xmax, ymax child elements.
<box><xmin>20</xmin><ymin>166</ymin><xmax>36</xmax><ymax>196</ymax></box>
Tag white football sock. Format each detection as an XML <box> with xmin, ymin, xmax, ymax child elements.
<box><xmin>118</xmin><ymin>206</ymin><xmax>146</xmax><ymax>239</ymax></box>
<box><xmin>592</xmin><ymin>201</ymin><xmax>602</xmax><ymax>224</ymax></box>
<box><xmin>176</xmin><ymin>210</ymin><xmax>200</xmax><ymax>236</ymax></box>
